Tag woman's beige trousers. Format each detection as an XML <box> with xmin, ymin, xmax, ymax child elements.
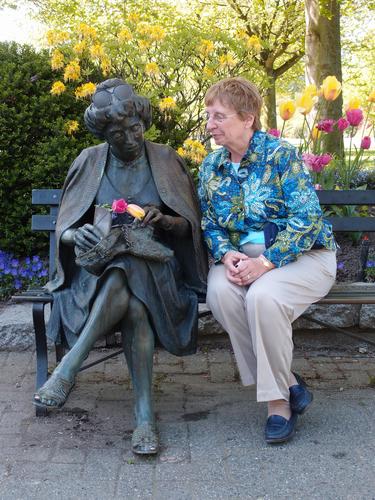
<box><xmin>206</xmin><ymin>246</ymin><xmax>336</xmax><ymax>402</ymax></box>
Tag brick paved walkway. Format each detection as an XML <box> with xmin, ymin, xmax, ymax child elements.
<box><xmin>1</xmin><ymin>348</ymin><xmax>375</xmax><ymax>499</ymax></box>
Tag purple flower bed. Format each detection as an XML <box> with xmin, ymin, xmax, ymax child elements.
<box><xmin>0</xmin><ymin>250</ymin><xmax>48</xmax><ymax>299</ymax></box>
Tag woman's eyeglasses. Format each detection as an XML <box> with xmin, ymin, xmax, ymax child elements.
<box><xmin>203</xmin><ymin>112</ymin><xmax>238</xmax><ymax>123</ymax></box>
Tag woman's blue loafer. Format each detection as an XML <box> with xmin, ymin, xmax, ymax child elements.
<box><xmin>265</xmin><ymin>413</ymin><xmax>298</xmax><ymax>444</ymax></box>
<box><xmin>289</xmin><ymin>372</ymin><xmax>313</xmax><ymax>414</ymax></box>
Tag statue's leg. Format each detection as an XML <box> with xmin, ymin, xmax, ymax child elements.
<box><xmin>34</xmin><ymin>269</ymin><xmax>130</xmax><ymax>408</ymax></box>
<box><xmin>121</xmin><ymin>296</ymin><xmax>158</xmax><ymax>454</ymax></box>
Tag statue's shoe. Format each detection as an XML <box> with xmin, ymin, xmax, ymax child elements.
<box><xmin>33</xmin><ymin>372</ymin><xmax>74</xmax><ymax>409</ymax></box>
<box><xmin>131</xmin><ymin>423</ymin><xmax>159</xmax><ymax>455</ymax></box>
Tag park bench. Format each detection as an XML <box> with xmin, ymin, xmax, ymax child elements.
<box><xmin>13</xmin><ymin>188</ymin><xmax>375</xmax><ymax>416</ymax></box>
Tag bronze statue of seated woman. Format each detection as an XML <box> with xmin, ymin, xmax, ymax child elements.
<box><xmin>34</xmin><ymin>78</ymin><xmax>207</xmax><ymax>455</ymax></box>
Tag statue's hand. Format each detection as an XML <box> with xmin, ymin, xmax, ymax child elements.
<box><xmin>74</xmin><ymin>224</ymin><xmax>104</xmax><ymax>252</ymax></box>
<box><xmin>142</xmin><ymin>206</ymin><xmax>167</xmax><ymax>228</ymax></box>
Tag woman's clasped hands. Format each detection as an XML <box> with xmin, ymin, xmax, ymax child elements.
<box><xmin>222</xmin><ymin>250</ymin><xmax>273</xmax><ymax>286</ymax></box>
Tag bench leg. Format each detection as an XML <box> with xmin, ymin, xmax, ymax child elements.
<box><xmin>32</xmin><ymin>302</ymin><xmax>49</xmax><ymax>417</ymax></box>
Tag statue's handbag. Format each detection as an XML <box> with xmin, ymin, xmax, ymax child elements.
<box><xmin>75</xmin><ymin>207</ymin><xmax>174</xmax><ymax>276</ymax></box>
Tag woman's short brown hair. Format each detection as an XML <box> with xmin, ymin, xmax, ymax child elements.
<box><xmin>205</xmin><ymin>77</ymin><xmax>263</xmax><ymax>130</ymax></box>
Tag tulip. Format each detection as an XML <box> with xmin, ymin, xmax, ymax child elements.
<box><xmin>360</xmin><ymin>136</ymin><xmax>371</xmax><ymax>150</ymax></box>
<box><xmin>317</xmin><ymin>119</ymin><xmax>335</xmax><ymax>133</ymax></box>
<box><xmin>112</xmin><ymin>198</ymin><xmax>128</xmax><ymax>213</ymax></box>
<box><xmin>346</xmin><ymin>108</ymin><xmax>363</xmax><ymax>127</ymax></box>
<box><xmin>345</xmin><ymin>97</ymin><xmax>361</xmax><ymax>110</ymax></box>
<box><xmin>368</xmin><ymin>88</ymin><xmax>375</xmax><ymax>103</ymax></box>
<box><xmin>311</xmin><ymin>126</ymin><xmax>321</xmax><ymax>141</ymax></box>
<box><xmin>337</xmin><ymin>117</ymin><xmax>349</xmax><ymax>132</ymax></box>
<box><xmin>279</xmin><ymin>100</ymin><xmax>296</xmax><ymax>121</ymax></box>
<box><xmin>268</xmin><ymin>128</ymin><xmax>280</xmax><ymax>137</ymax></box>
<box><xmin>304</xmin><ymin>84</ymin><xmax>318</xmax><ymax>97</ymax></box>
<box><xmin>314</xmin><ymin>183</ymin><xmax>322</xmax><ymax>190</ymax></box>
<box><xmin>321</xmin><ymin>75</ymin><xmax>342</xmax><ymax>101</ymax></box>
<box><xmin>296</xmin><ymin>92</ymin><xmax>314</xmax><ymax>115</ymax></box>
<box><xmin>302</xmin><ymin>153</ymin><xmax>332</xmax><ymax>173</ymax></box>
<box><xmin>126</xmin><ymin>204</ymin><xmax>145</xmax><ymax>220</ymax></box>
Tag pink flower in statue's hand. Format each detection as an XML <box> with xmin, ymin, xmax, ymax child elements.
<box><xmin>112</xmin><ymin>198</ymin><xmax>128</xmax><ymax>213</ymax></box>
<box><xmin>360</xmin><ymin>136</ymin><xmax>371</xmax><ymax>150</ymax></box>
<box><xmin>303</xmin><ymin>153</ymin><xmax>332</xmax><ymax>172</ymax></box>
<box><xmin>346</xmin><ymin>108</ymin><xmax>363</xmax><ymax>127</ymax></box>
<box><xmin>337</xmin><ymin>117</ymin><xmax>349</xmax><ymax>132</ymax></box>
<box><xmin>268</xmin><ymin>128</ymin><xmax>281</xmax><ymax>137</ymax></box>
<box><xmin>317</xmin><ymin>119</ymin><xmax>335</xmax><ymax>133</ymax></box>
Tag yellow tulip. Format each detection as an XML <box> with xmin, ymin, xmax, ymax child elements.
<box><xmin>367</xmin><ymin>88</ymin><xmax>375</xmax><ymax>103</ymax></box>
<box><xmin>311</xmin><ymin>126</ymin><xmax>322</xmax><ymax>141</ymax></box>
<box><xmin>126</xmin><ymin>204</ymin><xmax>145</xmax><ymax>220</ymax></box>
<box><xmin>304</xmin><ymin>84</ymin><xmax>317</xmax><ymax>97</ymax></box>
<box><xmin>321</xmin><ymin>75</ymin><xmax>341</xmax><ymax>101</ymax></box>
<box><xmin>296</xmin><ymin>92</ymin><xmax>314</xmax><ymax>115</ymax></box>
<box><xmin>346</xmin><ymin>96</ymin><xmax>361</xmax><ymax>110</ymax></box>
<box><xmin>279</xmin><ymin>100</ymin><xmax>296</xmax><ymax>121</ymax></box>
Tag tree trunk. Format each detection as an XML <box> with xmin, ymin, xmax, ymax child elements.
<box><xmin>305</xmin><ymin>0</ymin><xmax>343</xmax><ymax>155</ymax></box>
<box><xmin>263</xmin><ymin>72</ymin><xmax>277</xmax><ymax>130</ymax></box>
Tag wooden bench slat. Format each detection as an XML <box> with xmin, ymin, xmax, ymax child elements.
<box><xmin>317</xmin><ymin>190</ymin><xmax>375</xmax><ymax>205</ymax></box>
<box><xmin>327</xmin><ymin>217</ymin><xmax>375</xmax><ymax>232</ymax></box>
<box><xmin>32</xmin><ymin>214</ymin><xmax>58</xmax><ymax>231</ymax></box>
<box><xmin>32</xmin><ymin>189</ymin><xmax>62</xmax><ymax>205</ymax></box>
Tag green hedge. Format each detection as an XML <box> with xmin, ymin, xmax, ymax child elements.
<box><xmin>0</xmin><ymin>42</ymin><xmax>96</xmax><ymax>257</ymax></box>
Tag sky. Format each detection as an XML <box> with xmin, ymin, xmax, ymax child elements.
<box><xmin>0</xmin><ymin>6</ymin><xmax>44</xmax><ymax>45</ymax></box>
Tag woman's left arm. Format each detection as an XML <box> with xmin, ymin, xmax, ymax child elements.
<box><xmin>263</xmin><ymin>147</ymin><xmax>325</xmax><ymax>268</ymax></box>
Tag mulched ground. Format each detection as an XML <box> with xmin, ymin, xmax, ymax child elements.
<box><xmin>335</xmin><ymin>232</ymin><xmax>375</xmax><ymax>282</ymax></box>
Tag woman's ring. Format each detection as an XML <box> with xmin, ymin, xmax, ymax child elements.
<box><xmin>247</xmin><ymin>274</ymin><xmax>250</xmax><ymax>280</ymax></box>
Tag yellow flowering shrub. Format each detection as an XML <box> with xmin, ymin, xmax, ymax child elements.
<box><xmin>75</xmin><ymin>82</ymin><xmax>96</xmax><ymax>98</ymax></box>
<box><xmin>50</xmin><ymin>81</ymin><xmax>66</xmax><ymax>95</ymax></box>
<box><xmin>145</xmin><ymin>62</ymin><xmax>160</xmax><ymax>76</ymax></box>
<box><xmin>78</xmin><ymin>23</ymin><xmax>97</xmax><ymax>39</ymax></box>
<box><xmin>90</xmin><ymin>44</ymin><xmax>106</xmax><ymax>60</ymax></box>
<box><xmin>51</xmin><ymin>50</ymin><xmax>64</xmax><ymax>70</ymax></box>
<box><xmin>63</xmin><ymin>60</ymin><xmax>81</xmax><ymax>82</ymax></box>
<box><xmin>246</xmin><ymin>35</ymin><xmax>262</xmax><ymax>53</ymax></box>
<box><xmin>118</xmin><ymin>28</ymin><xmax>133</xmax><ymax>43</ymax></box>
<box><xmin>198</xmin><ymin>39</ymin><xmax>214</xmax><ymax>57</ymax></box>
<box><xmin>100</xmin><ymin>56</ymin><xmax>111</xmax><ymax>76</ymax></box>
<box><xmin>46</xmin><ymin>30</ymin><xmax>69</xmax><ymax>46</ymax></box>
<box><xmin>219</xmin><ymin>53</ymin><xmax>236</xmax><ymax>68</ymax></box>
<box><xmin>65</xmin><ymin>120</ymin><xmax>79</xmax><ymax>135</ymax></box>
<box><xmin>178</xmin><ymin>139</ymin><xmax>207</xmax><ymax>164</ymax></box>
<box><xmin>159</xmin><ymin>97</ymin><xmax>177</xmax><ymax>112</ymax></box>
<box><xmin>73</xmin><ymin>41</ymin><xmax>86</xmax><ymax>55</ymax></box>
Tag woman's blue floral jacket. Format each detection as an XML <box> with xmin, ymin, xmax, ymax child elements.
<box><xmin>198</xmin><ymin>130</ymin><xmax>336</xmax><ymax>267</ymax></box>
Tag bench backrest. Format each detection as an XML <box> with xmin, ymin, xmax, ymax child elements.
<box><xmin>32</xmin><ymin>188</ymin><xmax>374</xmax><ymax>278</ymax></box>
<box><xmin>32</xmin><ymin>189</ymin><xmax>62</xmax><ymax>279</ymax></box>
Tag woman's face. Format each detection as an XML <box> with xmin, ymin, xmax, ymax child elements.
<box><xmin>105</xmin><ymin>115</ymin><xmax>144</xmax><ymax>162</ymax></box>
<box><xmin>205</xmin><ymin>100</ymin><xmax>254</xmax><ymax>152</ymax></box>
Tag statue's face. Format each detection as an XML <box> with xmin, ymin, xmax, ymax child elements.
<box><xmin>104</xmin><ymin>115</ymin><xmax>144</xmax><ymax>162</ymax></box>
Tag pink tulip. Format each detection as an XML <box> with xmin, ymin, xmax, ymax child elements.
<box><xmin>303</xmin><ymin>153</ymin><xmax>332</xmax><ymax>173</ymax></box>
<box><xmin>317</xmin><ymin>119</ymin><xmax>335</xmax><ymax>133</ymax></box>
<box><xmin>360</xmin><ymin>136</ymin><xmax>371</xmax><ymax>150</ymax></box>
<box><xmin>345</xmin><ymin>108</ymin><xmax>363</xmax><ymax>127</ymax></box>
<box><xmin>314</xmin><ymin>184</ymin><xmax>322</xmax><ymax>190</ymax></box>
<box><xmin>268</xmin><ymin>128</ymin><xmax>281</xmax><ymax>137</ymax></box>
<box><xmin>337</xmin><ymin>117</ymin><xmax>349</xmax><ymax>132</ymax></box>
<box><xmin>112</xmin><ymin>198</ymin><xmax>128</xmax><ymax>213</ymax></box>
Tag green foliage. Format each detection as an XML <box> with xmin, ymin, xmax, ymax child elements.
<box><xmin>0</xmin><ymin>41</ymin><xmax>95</xmax><ymax>257</ymax></box>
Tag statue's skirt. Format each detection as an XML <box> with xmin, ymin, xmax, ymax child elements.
<box><xmin>47</xmin><ymin>253</ymin><xmax>198</xmax><ymax>356</ymax></box>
